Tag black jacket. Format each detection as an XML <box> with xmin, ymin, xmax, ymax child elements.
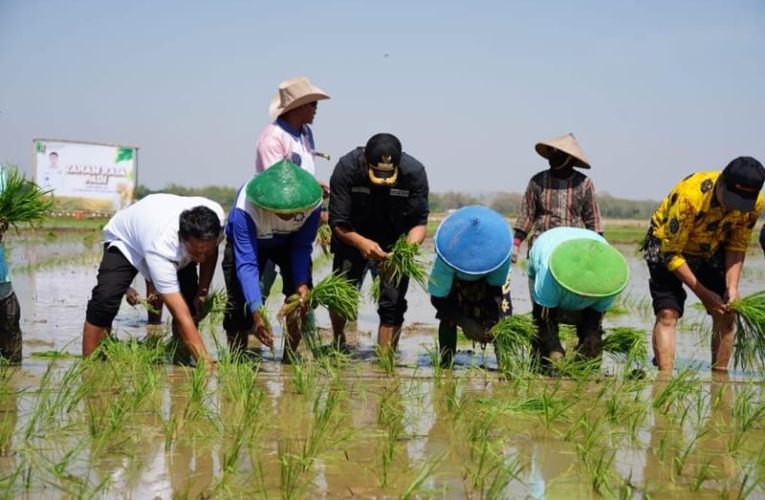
<box><xmin>329</xmin><ymin>147</ymin><xmax>429</xmax><ymax>250</ymax></box>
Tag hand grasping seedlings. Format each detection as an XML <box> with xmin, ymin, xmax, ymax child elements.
<box><xmin>727</xmin><ymin>291</ymin><xmax>765</xmax><ymax>369</ymax></box>
<box><xmin>371</xmin><ymin>235</ymin><xmax>428</xmax><ymax>302</ymax></box>
<box><xmin>278</xmin><ymin>273</ymin><xmax>360</xmax><ymax>332</ymax></box>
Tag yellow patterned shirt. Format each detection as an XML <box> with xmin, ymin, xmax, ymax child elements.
<box><xmin>649</xmin><ymin>171</ymin><xmax>762</xmax><ymax>271</ymax></box>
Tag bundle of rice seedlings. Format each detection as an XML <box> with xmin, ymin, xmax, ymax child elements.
<box><xmin>491</xmin><ymin>315</ymin><xmax>536</xmax><ymax>350</ymax></box>
<box><xmin>278</xmin><ymin>272</ymin><xmax>360</xmax><ymax>323</ymax></box>
<box><xmin>602</xmin><ymin>327</ymin><xmax>647</xmax><ymax>361</ymax></box>
<box><xmin>0</xmin><ymin>166</ymin><xmax>54</xmax><ymax>233</ymax></box>
<box><xmin>729</xmin><ymin>291</ymin><xmax>765</xmax><ymax>370</ymax></box>
<box><xmin>316</xmin><ymin>223</ymin><xmax>332</xmax><ymax>255</ymax></box>
<box><xmin>492</xmin><ymin>314</ymin><xmax>536</xmax><ymax>372</ymax></box>
<box><xmin>370</xmin><ymin>235</ymin><xmax>428</xmax><ymax>301</ymax></box>
<box><xmin>199</xmin><ymin>287</ymin><xmax>229</xmax><ymax>318</ymax></box>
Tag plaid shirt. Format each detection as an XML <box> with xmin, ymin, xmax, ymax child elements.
<box><xmin>515</xmin><ymin>170</ymin><xmax>602</xmax><ymax>242</ymax></box>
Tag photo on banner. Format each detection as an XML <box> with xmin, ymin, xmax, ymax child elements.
<box><xmin>32</xmin><ymin>138</ymin><xmax>138</xmax><ymax>213</ymax></box>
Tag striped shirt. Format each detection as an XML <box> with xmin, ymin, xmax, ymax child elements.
<box><xmin>515</xmin><ymin>170</ymin><xmax>602</xmax><ymax>242</ymax></box>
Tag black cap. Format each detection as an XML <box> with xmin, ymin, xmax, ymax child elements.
<box><xmin>719</xmin><ymin>156</ymin><xmax>765</xmax><ymax>211</ymax></box>
<box><xmin>365</xmin><ymin>133</ymin><xmax>402</xmax><ymax>179</ymax></box>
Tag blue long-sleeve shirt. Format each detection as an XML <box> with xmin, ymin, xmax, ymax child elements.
<box><xmin>226</xmin><ymin>187</ymin><xmax>321</xmax><ymax>313</ymax></box>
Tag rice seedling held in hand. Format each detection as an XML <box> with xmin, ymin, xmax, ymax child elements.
<box><xmin>727</xmin><ymin>291</ymin><xmax>765</xmax><ymax>370</ymax></box>
<box><xmin>199</xmin><ymin>287</ymin><xmax>229</xmax><ymax>319</ymax></box>
<box><xmin>316</xmin><ymin>223</ymin><xmax>332</xmax><ymax>255</ymax></box>
<box><xmin>370</xmin><ymin>235</ymin><xmax>429</xmax><ymax>301</ymax></box>
<box><xmin>492</xmin><ymin>314</ymin><xmax>536</xmax><ymax>373</ymax></box>
<box><xmin>0</xmin><ymin>165</ymin><xmax>53</xmax><ymax>233</ymax></box>
<box><xmin>278</xmin><ymin>272</ymin><xmax>360</xmax><ymax>327</ymax></box>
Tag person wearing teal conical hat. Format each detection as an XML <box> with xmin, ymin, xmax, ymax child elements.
<box><xmin>222</xmin><ymin>160</ymin><xmax>323</xmax><ymax>362</ymax></box>
<box><xmin>429</xmin><ymin>206</ymin><xmax>513</xmax><ymax>368</ymax></box>
<box><xmin>528</xmin><ymin>226</ymin><xmax>629</xmax><ymax>368</ymax></box>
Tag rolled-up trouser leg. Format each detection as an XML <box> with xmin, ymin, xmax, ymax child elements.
<box><xmin>0</xmin><ymin>292</ymin><xmax>21</xmax><ymax>363</ymax></box>
<box><xmin>532</xmin><ymin>302</ymin><xmax>565</xmax><ymax>367</ymax></box>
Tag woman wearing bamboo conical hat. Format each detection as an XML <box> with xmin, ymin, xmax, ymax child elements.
<box><xmin>222</xmin><ymin>160</ymin><xmax>323</xmax><ymax>363</ymax></box>
<box><xmin>428</xmin><ymin>206</ymin><xmax>513</xmax><ymax>368</ymax></box>
<box><xmin>513</xmin><ymin>133</ymin><xmax>603</xmax><ymax>262</ymax></box>
<box><xmin>527</xmin><ymin>227</ymin><xmax>629</xmax><ymax>370</ymax></box>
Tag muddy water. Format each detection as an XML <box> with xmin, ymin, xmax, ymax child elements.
<box><xmin>1</xmin><ymin>233</ymin><xmax>764</xmax><ymax>498</ymax></box>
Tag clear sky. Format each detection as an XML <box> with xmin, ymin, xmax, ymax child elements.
<box><xmin>1</xmin><ymin>0</ymin><xmax>763</xmax><ymax>200</ymax></box>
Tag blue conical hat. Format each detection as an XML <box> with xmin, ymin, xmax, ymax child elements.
<box><xmin>434</xmin><ymin>205</ymin><xmax>512</xmax><ymax>275</ymax></box>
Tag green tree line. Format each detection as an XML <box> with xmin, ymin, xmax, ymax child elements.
<box><xmin>135</xmin><ymin>185</ymin><xmax>660</xmax><ymax>220</ymax></box>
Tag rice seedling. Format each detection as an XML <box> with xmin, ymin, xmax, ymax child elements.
<box><xmin>370</xmin><ymin>235</ymin><xmax>429</xmax><ymax>301</ymax></box>
<box><xmin>492</xmin><ymin>315</ymin><xmax>535</xmax><ymax>374</ymax></box>
<box><xmin>200</xmin><ymin>287</ymin><xmax>229</xmax><ymax>319</ymax></box>
<box><xmin>400</xmin><ymin>451</ymin><xmax>446</xmax><ymax>500</ymax></box>
<box><xmin>603</xmin><ymin>327</ymin><xmax>648</xmax><ymax>361</ymax></box>
<box><xmin>278</xmin><ymin>272</ymin><xmax>360</xmax><ymax>327</ymax></box>
<box><xmin>652</xmin><ymin>364</ymin><xmax>701</xmax><ymax>415</ymax></box>
<box><xmin>316</xmin><ymin>222</ymin><xmax>332</xmax><ymax>254</ymax></box>
<box><xmin>0</xmin><ymin>165</ymin><xmax>54</xmax><ymax>233</ymax></box>
<box><xmin>375</xmin><ymin>344</ymin><xmax>397</xmax><ymax>376</ymax></box>
<box><xmin>729</xmin><ymin>383</ymin><xmax>765</xmax><ymax>453</ymax></box>
<box><xmin>728</xmin><ymin>291</ymin><xmax>765</xmax><ymax>370</ymax></box>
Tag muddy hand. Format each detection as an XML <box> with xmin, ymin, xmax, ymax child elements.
<box><xmin>126</xmin><ymin>287</ymin><xmax>140</xmax><ymax>306</ymax></box>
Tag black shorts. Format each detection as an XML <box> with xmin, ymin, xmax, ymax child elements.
<box><xmin>221</xmin><ymin>240</ymin><xmax>312</xmax><ymax>332</ymax></box>
<box><xmin>332</xmin><ymin>244</ymin><xmax>408</xmax><ymax>326</ymax></box>
<box><xmin>85</xmin><ymin>246</ymin><xmax>198</xmax><ymax>327</ymax></box>
<box><xmin>647</xmin><ymin>258</ymin><xmax>725</xmax><ymax>317</ymax></box>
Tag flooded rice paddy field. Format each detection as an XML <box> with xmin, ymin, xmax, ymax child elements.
<box><xmin>1</xmin><ymin>231</ymin><xmax>765</xmax><ymax>498</ymax></box>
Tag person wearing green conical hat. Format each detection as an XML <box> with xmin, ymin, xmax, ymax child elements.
<box><xmin>222</xmin><ymin>160</ymin><xmax>323</xmax><ymax>362</ymax></box>
<box><xmin>527</xmin><ymin>226</ymin><xmax>629</xmax><ymax>368</ymax></box>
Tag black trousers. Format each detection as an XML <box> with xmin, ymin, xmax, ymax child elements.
<box><xmin>85</xmin><ymin>246</ymin><xmax>198</xmax><ymax>328</ymax></box>
<box><xmin>0</xmin><ymin>292</ymin><xmax>21</xmax><ymax>362</ymax></box>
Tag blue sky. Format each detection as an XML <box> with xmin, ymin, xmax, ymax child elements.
<box><xmin>1</xmin><ymin>0</ymin><xmax>763</xmax><ymax>200</ymax></box>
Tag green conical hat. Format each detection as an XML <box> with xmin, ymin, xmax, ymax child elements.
<box><xmin>549</xmin><ymin>239</ymin><xmax>629</xmax><ymax>298</ymax></box>
<box><xmin>246</xmin><ymin>160</ymin><xmax>322</xmax><ymax>213</ymax></box>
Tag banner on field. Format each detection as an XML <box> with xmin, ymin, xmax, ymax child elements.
<box><xmin>33</xmin><ymin>138</ymin><xmax>138</xmax><ymax>212</ymax></box>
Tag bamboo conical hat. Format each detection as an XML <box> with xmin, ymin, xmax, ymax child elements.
<box><xmin>535</xmin><ymin>133</ymin><xmax>591</xmax><ymax>169</ymax></box>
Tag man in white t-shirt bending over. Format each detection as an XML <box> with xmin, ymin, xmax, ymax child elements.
<box><xmin>82</xmin><ymin>194</ymin><xmax>225</xmax><ymax>365</ymax></box>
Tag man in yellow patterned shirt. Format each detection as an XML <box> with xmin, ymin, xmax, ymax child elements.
<box><xmin>644</xmin><ymin>156</ymin><xmax>764</xmax><ymax>373</ymax></box>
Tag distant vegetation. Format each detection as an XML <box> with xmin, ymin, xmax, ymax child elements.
<box><xmin>135</xmin><ymin>185</ymin><xmax>660</xmax><ymax>220</ymax></box>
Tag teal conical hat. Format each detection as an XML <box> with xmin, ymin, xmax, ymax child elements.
<box><xmin>549</xmin><ymin>239</ymin><xmax>629</xmax><ymax>298</ymax></box>
<box><xmin>245</xmin><ymin>160</ymin><xmax>322</xmax><ymax>213</ymax></box>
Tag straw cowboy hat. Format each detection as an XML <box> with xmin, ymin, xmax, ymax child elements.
<box><xmin>535</xmin><ymin>133</ymin><xmax>591</xmax><ymax>169</ymax></box>
<box><xmin>268</xmin><ymin>77</ymin><xmax>330</xmax><ymax>119</ymax></box>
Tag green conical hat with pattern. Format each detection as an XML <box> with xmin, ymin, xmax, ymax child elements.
<box><xmin>549</xmin><ymin>238</ymin><xmax>629</xmax><ymax>298</ymax></box>
<box><xmin>245</xmin><ymin>160</ymin><xmax>322</xmax><ymax>213</ymax></box>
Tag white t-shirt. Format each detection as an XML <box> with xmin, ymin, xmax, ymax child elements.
<box><xmin>102</xmin><ymin>194</ymin><xmax>225</xmax><ymax>294</ymax></box>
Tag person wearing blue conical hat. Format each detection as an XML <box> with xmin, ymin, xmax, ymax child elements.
<box><xmin>429</xmin><ymin>206</ymin><xmax>513</xmax><ymax>368</ymax></box>
<box><xmin>222</xmin><ymin>160</ymin><xmax>323</xmax><ymax>363</ymax></box>
<box><xmin>528</xmin><ymin>226</ymin><xmax>629</xmax><ymax>369</ymax></box>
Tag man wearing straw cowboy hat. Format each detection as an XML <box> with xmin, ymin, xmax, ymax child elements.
<box><xmin>644</xmin><ymin>156</ymin><xmax>764</xmax><ymax>372</ymax></box>
<box><xmin>527</xmin><ymin>227</ymin><xmax>629</xmax><ymax>370</ymax></box>
<box><xmin>513</xmin><ymin>133</ymin><xmax>603</xmax><ymax>262</ymax></box>
<box><xmin>254</xmin><ymin>77</ymin><xmax>331</xmax><ymax>302</ymax></box>
<box><xmin>329</xmin><ymin>133</ymin><xmax>429</xmax><ymax>353</ymax></box>
<box><xmin>256</xmin><ymin>76</ymin><xmax>330</xmax><ymax>181</ymax></box>
<box><xmin>428</xmin><ymin>205</ymin><xmax>513</xmax><ymax>368</ymax></box>
<box><xmin>222</xmin><ymin>160</ymin><xmax>322</xmax><ymax>363</ymax></box>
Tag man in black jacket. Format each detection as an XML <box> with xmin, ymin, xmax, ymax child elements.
<box><xmin>329</xmin><ymin>133</ymin><xmax>429</xmax><ymax>353</ymax></box>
